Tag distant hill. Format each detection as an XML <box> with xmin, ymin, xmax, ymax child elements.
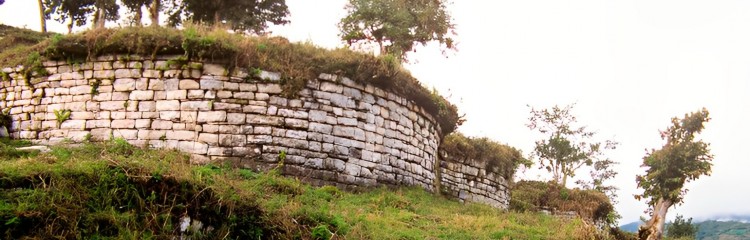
<box><xmin>620</xmin><ymin>218</ymin><xmax>750</xmax><ymax>240</ymax></box>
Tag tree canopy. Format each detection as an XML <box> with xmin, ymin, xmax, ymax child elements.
<box><xmin>527</xmin><ymin>104</ymin><xmax>618</xmax><ymax>188</ymax></box>
<box><xmin>339</xmin><ymin>0</ymin><xmax>455</xmax><ymax>61</ymax></box>
<box><xmin>167</xmin><ymin>0</ymin><xmax>290</xmax><ymax>33</ymax></box>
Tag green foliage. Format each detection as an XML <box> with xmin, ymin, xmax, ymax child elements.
<box><xmin>167</xmin><ymin>0</ymin><xmax>290</xmax><ymax>33</ymax></box>
<box><xmin>53</xmin><ymin>109</ymin><xmax>71</xmax><ymax>128</ymax></box>
<box><xmin>696</xmin><ymin>220</ymin><xmax>750</xmax><ymax>240</ymax></box>
<box><xmin>635</xmin><ymin>108</ymin><xmax>713</xmax><ymax>207</ymax></box>
<box><xmin>0</xmin><ymin>138</ymin><xmax>36</xmax><ymax>159</ymax></box>
<box><xmin>665</xmin><ymin>214</ymin><xmax>697</xmax><ymax>239</ymax></box>
<box><xmin>339</xmin><ymin>0</ymin><xmax>456</xmax><ymax>61</ymax></box>
<box><xmin>510</xmin><ymin>180</ymin><xmax>615</xmax><ymax>225</ymax></box>
<box><xmin>311</xmin><ymin>225</ymin><xmax>332</xmax><ymax>240</ymax></box>
<box><xmin>440</xmin><ymin>133</ymin><xmax>529</xmax><ymax>180</ymax></box>
<box><xmin>527</xmin><ymin>104</ymin><xmax>619</xmax><ymax>188</ymax></box>
<box><xmin>89</xmin><ymin>79</ymin><xmax>101</xmax><ymax>95</ymax></box>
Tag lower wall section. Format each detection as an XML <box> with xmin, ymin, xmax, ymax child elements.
<box><xmin>1</xmin><ymin>55</ymin><xmax>509</xmax><ymax>208</ymax></box>
<box><xmin>438</xmin><ymin>152</ymin><xmax>510</xmax><ymax>208</ymax></box>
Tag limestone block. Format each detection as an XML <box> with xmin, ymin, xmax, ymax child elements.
<box><xmin>135</xmin><ymin>78</ymin><xmax>149</xmax><ymax>90</ymax></box>
<box><xmin>213</xmin><ymin>102</ymin><xmax>241</xmax><ymax>111</ymax></box>
<box><xmin>223</xmin><ymin>82</ymin><xmax>239</xmax><ymax>91</ymax></box>
<box><xmin>239</xmin><ymin>83</ymin><xmax>257</xmax><ymax>92</ymax></box>
<box><xmin>285</xmin><ymin>118</ymin><xmax>309</xmax><ymax>129</ymax></box>
<box><xmin>156</xmin><ymin>100</ymin><xmax>180</xmax><ymax>111</ymax></box>
<box><xmin>180</xmin><ymin>101</ymin><xmax>210</xmax><ymax>111</ymax></box>
<box><xmin>179</xmin><ymin>80</ymin><xmax>200</xmax><ymax>89</ymax></box>
<box><xmin>69</xmin><ymin>86</ymin><xmax>90</xmax><ymax>95</ymax></box>
<box><xmin>100</xmin><ymin>101</ymin><xmax>126</xmax><ymax>111</ymax></box>
<box><xmin>113</xmin><ymin>129</ymin><xmax>138</xmax><ymax>139</ymax></box>
<box><xmin>257</xmin><ymin>83</ymin><xmax>282</xmax><ymax>94</ymax></box>
<box><xmin>93</xmin><ymin>70</ymin><xmax>115</xmax><ymax>79</ymax></box>
<box><xmin>159</xmin><ymin>111</ymin><xmax>181</xmax><ymax>121</ymax></box>
<box><xmin>151</xmin><ymin>120</ymin><xmax>173</xmax><ymax>130</ymax></box>
<box><xmin>200</xmin><ymin>78</ymin><xmax>223</xmax><ymax>90</ymax></box>
<box><xmin>247</xmin><ymin>135</ymin><xmax>272</xmax><ymax>144</ymax></box>
<box><xmin>111</xmin><ymin>119</ymin><xmax>135</xmax><ymax>128</ymax></box>
<box><xmin>246</xmin><ymin>114</ymin><xmax>283</xmax><ymax>126</ymax></box>
<box><xmin>115</xmin><ymin>69</ymin><xmax>141</xmax><ymax>78</ymax></box>
<box><xmin>258</xmin><ymin>71</ymin><xmax>281</xmax><ymax>81</ymax></box>
<box><xmin>187</xmin><ymin>90</ymin><xmax>204</xmax><ymax>99</ymax></box>
<box><xmin>227</xmin><ymin>113</ymin><xmax>246</xmax><ymax>124</ymax></box>
<box><xmin>198</xmin><ymin>133</ymin><xmax>219</xmax><ymax>144</ymax></box>
<box><xmin>143</xmin><ymin>69</ymin><xmax>162</xmax><ymax>78</ymax></box>
<box><xmin>255</xmin><ymin>93</ymin><xmax>270</xmax><ymax>101</ymax></box>
<box><xmin>309</xmin><ymin>110</ymin><xmax>327</xmax><ymax>123</ymax></box>
<box><xmin>161</xmin><ymin>90</ymin><xmax>185</xmax><ymax>101</ymax></box>
<box><xmin>164</xmin><ymin>79</ymin><xmax>179</xmax><ymax>91</ymax></box>
<box><xmin>216</xmin><ymin>91</ymin><xmax>232</xmax><ymax>99</ymax></box>
<box><xmin>197</xmin><ymin>111</ymin><xmax>227</xmax><ymax>123</ymax></box>
<box><xmin>286</xmin><ymin>130</ymin><xmax>307</xmax><ymax>140</ymax></box>
<box><xmin>178</xmin><ymin>141</ymin><xmax>208</xmax><ymax>154</ymax></box>
<box><xmin>135</xmin><ymin>119</ymin><xmax>151</xmax><ymax>128</ymax></box>
<box><xmin>320</xmin><ymin>81</ymin><xmax>343</xmax><ymax>93</ymax></box>
<box><xmin>58</xmin><ymin>120</ymin><xmax>85</xmax><ymax>130</ymax></box>
<box><xmin>138</xmin><ymin>101</ymin><xmax>156</xmax><ymax>112</ymax></box>
<box><xmin>219</xmin><ymin>134</ymin><xmax>246</xmax><ymax>147</ymax></box>
<box><xmin>253</xmin><ymin>126</ymin><xmax>272</xmax><ymax>135</ymax></box>
<box><xmin>130</xmin><ymin>90</ymin><xmax>154</xmax><ymax>100</ymax></box>
<box><xmin>167</xmin><ymin>130</ymin><xmax>195</xmax><ymax>141</ymax></box>
<box><xmin>233</xmin><ymin>92</ymin><xmax>254</xmax><ymax>99</ymax></box>
<box><xmin>90</xmin><ymin>128</ymin><xmax>112</xmax><ymax>140</ymax></box>
<box><xmin>202</xmin><ymin>63</ymin><xmax>226</xmax><ymax>76</ymax></box>
<box><xmin>138</xmin><ymin>130</ymin><xmax>166</xmax><ymax>140</ymax></box>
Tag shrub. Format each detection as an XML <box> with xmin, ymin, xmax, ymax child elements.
<box><xmin>440</xmin><ymin>133</ymin><xmax>529</xmax><ymax>179</ymax></box>
<box><xmin>510</xmin><ymin>180</ymin><xmax>614</xmax><ymax>224</ymax></box>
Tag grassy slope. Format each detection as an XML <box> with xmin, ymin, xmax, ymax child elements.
<box><xmin>0</xmin><ymin>140</ymin><xmax>599</xmax><ymax>239</ymax></box>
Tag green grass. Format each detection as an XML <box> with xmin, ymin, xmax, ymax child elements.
<box><xmin>0</xmin><ymin>139</ymin><xmax>602</xmax><ymax>239</ymax></box>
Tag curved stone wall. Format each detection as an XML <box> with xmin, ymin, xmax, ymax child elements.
<box><xmin>0</xmin><ymin>54</ymin><xmax>509</xmax><ymax>208</ymax></box>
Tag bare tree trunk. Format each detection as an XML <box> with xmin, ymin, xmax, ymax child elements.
<box><xmin>37</xmin><ymin>0</ymin><xmax>47</xmax><ymax>33</ymax></box>
<box><xmin>93</xmin><ymin>8</ymin><xmax>106</xmax><ymax>29</ymax></box>
<box><xmin>149</xmin><ymin>0</ymin><xmax>160</xmax><ymax>26</ymax></box>
<box><xmin>67</xmin><ymin>19</ymin><xmax>73</xmax><ymax>34</ymax></box>
<box><xmin>134</xmin><ymin>8</ymin><xmax>143</xmax><ymax>26</ymax></box>
<box><xmin>638</xmin><ymin>199</ymin><xmax>673</xmax><ymax>240</ymax></box>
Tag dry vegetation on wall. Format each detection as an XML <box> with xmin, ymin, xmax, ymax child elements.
<box><xmin>440</xmin><ymin>133</ymin><xmax>528</xmax><ymax>180</ymax></box>
<box><xmin>510</xmin><ymin>180</ymin><xmax>614</xmax><ymax>225</ymax></box>
<box><xmin>0</xmin><ymin>24</ymin><xmax>461</xmax><ymax>135</ymax></box>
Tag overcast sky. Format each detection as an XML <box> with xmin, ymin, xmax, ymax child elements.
<box><xmin>2</xmin><ymin>0</ymin><xmax>749</xmax><ymax>224</ymax></box>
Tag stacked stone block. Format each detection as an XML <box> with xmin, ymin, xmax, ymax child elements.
<box><xmin>438</xmin><ymin>152</ymin><xmax>510</xmax><ymax>209</ymax></box>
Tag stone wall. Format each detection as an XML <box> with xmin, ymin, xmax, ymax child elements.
<box><xmin>438</xmin><ymin>152</ymin><xmax>510</xmax><ymax>209</ymax></box>
<box><xmin>0</xmin><ymin>54</ymin><xmax>510</xmax><ymax>208</ymax></box>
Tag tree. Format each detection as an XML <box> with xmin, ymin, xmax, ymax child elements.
<box><xmin>665</xmin><ymin>214</ymin><xmax>698</xmax><ymax>239</ymax></box>
<box><xmin>91</xmin><ymin>0</ymin><xmax>119</xmax><ymax>29</ymax></box>
<box><xmin>44</xmin><ymin>0</ymin><xmax>96</xmax><ymax>33</ymax></box>
<box><xmin>527</xmin><ymin>104</ymin><xmax>617</xmax><ymax>188</ymax></box>
<box><xmin>635</xmin><ymin>108</ymin><xmax>713</xmax><ymax>240</ymax></box>
<box><xmin>122</xmin><ymin>0</ymin><xmax>165</xmax><ymax>26</ymax></box>
<box><xmin>339</xmin><ymin>0</ymin><xmax>456</xmax><ymax>61</ymax></box>
<box><xmin>38</xmin><ymin>0</ymin><xmax>47</xmax><ymax>32</ymax></box>
<box><xmin>168</xmin><ymin>0</ymin><xmax>290</xmax><ymax>33</ymax></box>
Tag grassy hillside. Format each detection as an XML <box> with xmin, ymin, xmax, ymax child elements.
<box><xmin>696</xmin><ymin>221</ymin><xmax>750</xmax><ymax>240</ymax></box>
<box><xmin>0</xmin><ymin>139</ymin><xmax>604</xmax><ymax>239</ymax></box>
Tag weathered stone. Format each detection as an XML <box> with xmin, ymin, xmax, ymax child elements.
<box><xmin>129</xmin><ymin>90</ymin><xmax>154</xmax><ymax>100</ymax></box>
<box><xmin>156</xmin><ymin>100</ymin><xmax>180</xmax><ymax>111</ymax></box>
<box><xmin>227</xmin><ymin>113</ymin><xmax>246</xmax><ymax>124</ymax></box>
<box><xmin>179</xmin><ymin>80</ymin><xmax>200</xmax><ymax>89</ymax></box>
<box><xmin>198</xmin><ymin>133</ymin><xmax>219</xmax><ymax>144</ymax></box>
<box><xmin>180</xmin><ymin>101</ymin><xmax>210</xmax><ymax>111</ymax></box>
<box><xmin>202</xmin><ymin>64</ymin><xmax>226</xmax><ymax>76</ymax></box>
<box><xmin>246</xmin><ymin>114</ymin><xmax>283</xmax><ymax>126</ymax></box>
<box><xmin>167</xmin><ymin>130</ymin><xmax>195</xmax><ymax>141</ymax></box>
<box><xmin>151</xmin><ymin>120</ymin><xmax>173</xmax><ymax>130</ymax></box>
<box><xmin>197</xmin><ymin>111</ymin><xmax>227</xmax><ymax>123</ymax></box>
<box><xmin>285</xmin><ymin>118</ymin><xmax>309</xmax><ymax>129</ymax></box>
<box><xmin>219</xmin><ymin>134</ymin><xmax>246</xmax><ymax>147</ymax></box>
<box><xmin>178</xmin><ymin>141</ymin><xmax>208</xmax><ymax>154</ymax></box>
<box><xmin>200</xmin><ymin>78</ymin><xmax>223</xmax><ymax>90</ymax></box>
<box><xmin>166</xmin><ymin>90</ymin><xmax>187</xmax><ymax>100</ymax></box>
<box><xmin>257</xmin><ymin>83</ymin><xmax>282</xmax><ymax>94</ymax></box>
<box><xmin>111</xmin><ymin>119</ymin><xmax>135</xmax><ymax>128</ymax></box>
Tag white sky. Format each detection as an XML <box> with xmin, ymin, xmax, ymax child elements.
<box><xmin>2</xmin><ymin>0</ymin><xmax>750</xmax><ymax>224</ymax></box>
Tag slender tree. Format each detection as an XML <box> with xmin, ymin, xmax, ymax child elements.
<box><xmin>527</xmin><ymin>104</ymin><xmax>617</xmax><ymax>187</ymax></box>
<box><xmin>38</xmin><ymin>0</ymin><xmax>48</xmax><ymax>32</ymax></box>
<box><xmin>339</xmin><ymin>0</ymin><xmax>456</xmax><ymax>61</ymax></box>
<box><xmin>635</xmin><ymin>108</ymin><xmax>713</xmax><ymax>240</ymax></box>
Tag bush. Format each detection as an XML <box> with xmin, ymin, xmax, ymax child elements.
<box><xmin>510</xmin><ymin>180</ymin><xmax>614</xmax><ymax>224</ymax></box>
<box><xmin>440</xmin><ymin>133</ymin><xmax>529</xmax><ymax>179</ymax></box>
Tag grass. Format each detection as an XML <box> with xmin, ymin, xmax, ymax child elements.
<box><xmin>0</xmin><ymin>24</ymin><xmax>461</xmax><ymax>135</ymax></box>
<box><xmin>440</xmin><ymin>133</ymin><xmax>531</xmax><ymax>180</ymax></box>
<box><xmin>0</xmin><ymin>139</ymin><xmax>604</xmax><ymax>239</ymax></box>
